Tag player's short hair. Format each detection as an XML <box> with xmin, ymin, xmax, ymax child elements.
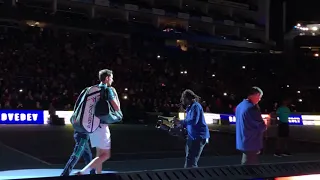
<box><xmin>98</xmin><ymin>69</ymin><xmax>113</xmax><ymax>82</ymax></box>
<box><xmin>247</xmin><ymin>86</ymin><xmax>263</xmax><ymax>97</ymax></box>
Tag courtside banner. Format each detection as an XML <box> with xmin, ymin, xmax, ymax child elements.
<box><xmin>220</xmin><ymin>114</ymin><xmax>303</xmax><ymax>125</ymax></box>
<box><xmin>2</xmin><ymin>110</ymin><xmax>320</xmax><ymax>126</ymax></box>
<box><xmin>0</xmin><ymin>110</ymin><xmax>44</xmax><ymax>124</ymax></box>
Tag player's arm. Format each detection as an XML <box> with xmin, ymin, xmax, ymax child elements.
<box><xmin>110</xmin><ymin>87</ymin><xmax>120</xmax><ymax>107</ymax></box>
<box><xmin>108</xmin><ymin>88</ymin><xmax>120</xmax><ymax>111</ymax></box>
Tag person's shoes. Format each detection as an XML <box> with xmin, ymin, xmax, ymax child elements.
<box><xmin>281</xmin><ymin>152</ymin><xmax>292</xmax><ymax>156</ymax></box>
<box><xmin>274</xmin><ymin>153</ymin><xmax>282</xmax><ymax>157</ymax></box>
<box><xmin>74</xmin><ymin>171</ymin><xmax>84</xmax><ymax>176</ymax></box>
<box><xmin>257</xmin><ymin>150</ymin><xmax>261</xmax><ymax>154</ymax></box>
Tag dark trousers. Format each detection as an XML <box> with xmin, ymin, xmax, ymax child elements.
<box><xmin>184</xmin><ymin>138</ymin><xmax>207</xmax><ymax>168</ymax></box>
<box><xmin>61</xmin><ymin>132</ymin><xmax>96</xmax><ymax>176</ymax></box>
<box><xmin>241</xmin><ymin>151</ymin><xmax>259</xmax><ymax>165</ymax></box>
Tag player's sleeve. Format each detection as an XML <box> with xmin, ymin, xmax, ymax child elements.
<box><xmin>107</xmin><ymin>87</ymin><xmax>120</xmax><ymax>111</ymax></box>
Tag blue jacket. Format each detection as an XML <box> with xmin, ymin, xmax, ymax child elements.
<box><xmin>235</xmin><ymin>99</ymin><xmax>266</xmax><ymax>151</ymax></box>
<box><xmin>182</xmin><ymin>102</ymin><xmax>210</xmax><ymax>140</ymax></box>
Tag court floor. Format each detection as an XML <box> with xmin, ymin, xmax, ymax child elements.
<box><xmin>1</xmin><ymin>124</ymin><xmax>320</xmax><ymax>179</ymax></box>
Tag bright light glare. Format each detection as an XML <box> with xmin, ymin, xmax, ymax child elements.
<box><xmin>297</xmin><ymin>23</ymin><xmax>301</xmax><ymax>27</ymax></box>
<box><xmin>312</xmin><ymin>26</ymin><xmax>318</xmax><ymax>31</ymax></box>
<box><xmin>223</xmin><ymin>92</ymin><xmax>227</xmax><ymax>96</ymax></box>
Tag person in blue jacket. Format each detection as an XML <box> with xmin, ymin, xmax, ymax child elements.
<box><xmin>235</xmin><ymin>86</ymin><xmax>266</xmax><ymax>165</ymax></box>
<box><xmin>174</xmin><ymin>89</ymin><xmax>210</xmax><ymax>168</ymax></box>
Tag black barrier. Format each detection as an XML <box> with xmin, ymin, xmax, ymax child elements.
<box><xmin>21</xmin><ymin>161</ymin><xmax>320</xmax><ymax>180</ymax></box>
<box><xmin>22</xmin><ymin>173</ymin><xmax>120</xmax><ymax>180</ymax></box>
<box><xmin>117</xmin><ymin>161</ymin><xmax>320</xmax><ymax>180</ymax></box>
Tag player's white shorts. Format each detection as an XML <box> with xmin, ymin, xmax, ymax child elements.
<box><xmin>89</xmin><ymin>124</ymin><xmax>111</xmax><ymax>150</ymax></box>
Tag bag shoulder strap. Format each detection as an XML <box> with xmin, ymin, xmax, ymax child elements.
<box><xmin>97</xmin><ymin>84</ymin><xmax>117</xmax><ymax>112</ymax></box>
<box><xmin>100</xmin><ymin>87</ymin><xmax>107</xmax><ymax>100</ymax></box>
<box><xmin>105</xmin><ymin>87</ymin><xmax>110</xmax><ymax>100</ymax></box>
<box><xmin>73</xmin><ymin>87</ymin><xmax>90</xmax><ymax>111</ymax></box>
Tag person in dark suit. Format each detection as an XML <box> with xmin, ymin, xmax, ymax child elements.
<box><xmin>235</xmin><ymin>87</ymin><xmax>266</xmax><ymax>165</ymax></box>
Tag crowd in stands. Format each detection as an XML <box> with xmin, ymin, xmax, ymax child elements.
<box><xmin>0</xmin><ymin>22</ymin><xmax>318</xmax><ymax>116</ymax></box>
<box><xmin>0</xmin><ymin>0</ymin><xmax>319</xmax><ymax>117</ymax></box>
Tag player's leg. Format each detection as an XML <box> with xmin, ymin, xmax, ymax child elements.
<box><xmin>78</xmin><ymin>125</ymin><xmax>111</xmax><ymax>174</ymax></box>
<box><xmin>274</xmin><ymin>123</ymin><xmax>284</xmax><ymax>157</ymax></box>
<box><xmin>95</xmin><ymin>148</ymin><xmax>111</xmax><ymax>174</ymax></box>
<box><xmin>281</xmin><ymin>123</ymin><xmax>291</xmax><ymax>156</ymax></box>
<box><xmin>61</xmin><ymin>132</ymin><xmax>88</xmax><ymax>176</ymax></box>
<box><xmin>78</xmin><ymin>148</ymin><xmax>111</xmax><ymax>174</ymax></box>
<box><xmin>82</xmin><ymin>141</ymin><xmax>96</xmax><ymax>174</ymax></box>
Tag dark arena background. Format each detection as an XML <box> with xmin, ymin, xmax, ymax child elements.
<box><xmin>2</xmin><ymin>0</ymin><xmax>320</xmax><ymax>180</ymax></box>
